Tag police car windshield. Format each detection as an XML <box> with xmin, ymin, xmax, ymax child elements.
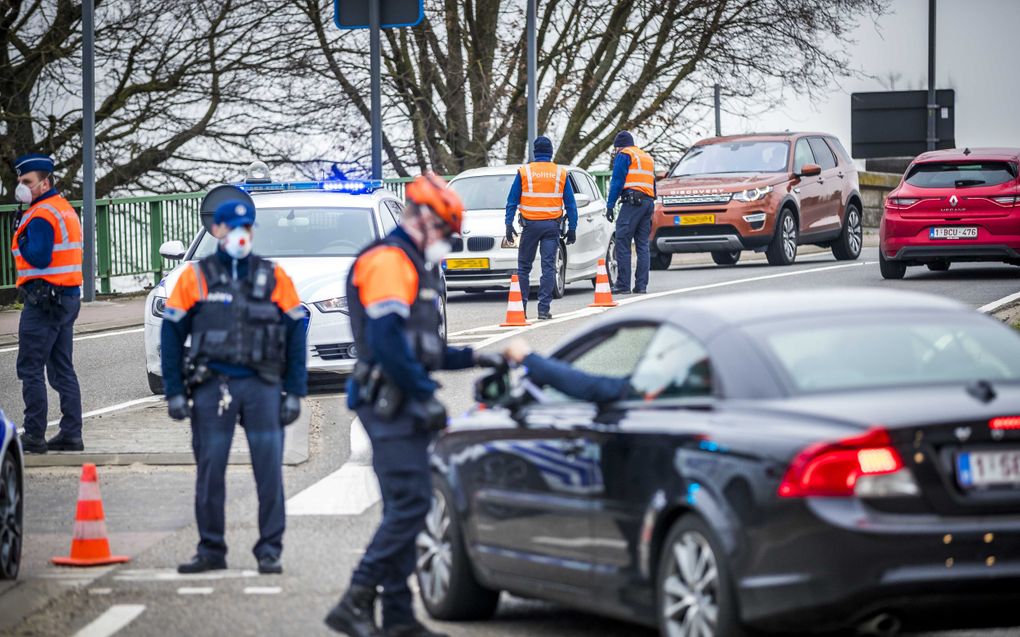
<box><xmin>193</xmin><ymin>207</ymin><xmax>377</xmax><ymax>258</ymax></box>
<box><xmin>671</xmin><ymin>141</ymin><xmax>790</xmax><ymax>176</ymax></box>
<box><xmin>449</xmin><ymin>175</ymin><xmax>517</xmax><ymax>210</ymax></box>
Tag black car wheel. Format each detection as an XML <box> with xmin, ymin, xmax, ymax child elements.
<box><xmin>553</xmin><ymin>243</ymin><xmax>567</xmax><ymax>299</ymax></box>
<box><xmin>765</xmin><ymin>208</ymin><xmax>798</xmax><ymax>266</ymax></box>
<box><xmin>147</xmin><ymin>371</ymin><xmax>164</xmax><ymax>395</ymax></box>
<box><xmin>879</xmin><ymin>251</ymin><xmax>907</xmax><ymax>280</ymax></box>
<box><xmin>0</xmin><ymin>447</ymin><xmax>22</xmax><ymax>580</ymax></box>
<box><xmin>594</xmin><ymin>236</ymin><xmax>619</xmax><ymax>288</ymax></box>
<box><xmin>658</xmin><ymin>516</ymin><xmax>744</xmax><ymax>637</ymax></box>
<box><xmin>711</xmin><ymin>250</ymin><xmax>741</xmax><ymax>266</ymax></box>
<box><xmin>416</xmin><ymin>477</ymin><xmax>500</xmax><ymax>621</ymax></box>
<box><xmin>651</xmin><ymin>249</ymin><xmax>673</xmax><ymax>271</ymax></box>
<box><xmin>927</xmin><ymin>261</ymin><xmax>950</xmax><ymax>272</ymax></box>
<box><xmin>832</xmin><ymin>203</ymin><xmax>863</xmax><ymax>261</ymax></box>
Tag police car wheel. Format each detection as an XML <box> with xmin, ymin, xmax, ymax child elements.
<box><xmin>416</xmin><ymin>476</ymin><xmax>499</xmax><ymax>621</ymax></box>
<box><xmin>0</xmin><ymin>447</ymin><xmax>22</xmax><ymax>580</ymax></box>
<box><xmin>553</xmin><ymin>244</ymin><xmax>566</xmax><ymax>299</ymax></box>
<box><xmin>147</xmin><ymin>371</ymin><xmax>165</xmax><ymax>395</ymax></box>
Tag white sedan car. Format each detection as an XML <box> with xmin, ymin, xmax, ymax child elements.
<box><xmin>144</xmin><ymin>183</ymin><xmax>426</xmax><ymax>394</ymax></box>
<box><xmin>444</xmin><ymin>165</ymin><xmax>616</xmax><ymax>295</ymax></box>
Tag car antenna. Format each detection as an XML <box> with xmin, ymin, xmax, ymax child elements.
<box><xmin>966</xmin><ymin>379</ymin><xmax>996</xmax><ymax>403</ymax></box>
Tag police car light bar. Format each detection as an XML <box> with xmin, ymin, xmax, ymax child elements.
<box><xmin>236</xmin><ymin>179</ymin><xmax>384</xmax><ymax>195</ymax></box>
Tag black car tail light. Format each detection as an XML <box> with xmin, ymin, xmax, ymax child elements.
<box><xmin>778</xmin><ymin>428</ymin><xmax>918</xmax><ymax>498</ymax></box>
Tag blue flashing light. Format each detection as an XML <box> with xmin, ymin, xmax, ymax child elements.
<box><xmin>236</xmin><ymin>178</ymin><xmax>384</xmax><ymax>195</ymax></box>
<box><xmin>686</xmin><ymin>482</ymin><xmax>701</xmax><ymax>505</ymax></box>
<box><xmin>698</xmin><ymin>439</ymin><xmax>723</xmax><ymax>453</ymax></box>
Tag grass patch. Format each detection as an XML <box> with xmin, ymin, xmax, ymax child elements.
<box><xmin>0</xmin><ymin>301</ymin><xmax>23</xmax><ymax>311</ymax></box>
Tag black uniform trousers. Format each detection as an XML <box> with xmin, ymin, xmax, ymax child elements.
<box><xmin>190</xmin><ymin>376</ymin><xmax>285</xmax><ymax>561</ymax></box>
<box><xmin>351</xmin><ymin>406</ymin><xmax>431</xmax><ymax>629</ymax></box>
<box><xmin>16</xmin><ymin>295</ymin><xmax>82</xmax><ymax>439</ymax></box>
<box><xmin>517</xmin><ymin>218</ymin><xmax>561</xmax><ymax>315</ymax></box>
<box><xmin>614</xmin><ymin>192</ymin><xmax>655</xmax><ymax>293</ymax></box>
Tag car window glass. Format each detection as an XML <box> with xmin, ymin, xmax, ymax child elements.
<box><xmin>449</xmin><ymin>174</ymin><xmax>517</xmax><ymax>210</ymax></box>
<box><xmin>793</xmin><ymin>139</ymin><xmax>816</xmax><ymax>173</ymax></box>
<box><xmin>193</xmin><ymin>207</ymin><xmax>377</xmax><ymax>258</ymax></box>
<box><xmin>671</xmin><ymin>141</ymin><xmax>789</xmax><ymax>176</ymax></box>
<box><xmin>825</xmin><ymin>137</ymin><xmax>850</xmax><ymax>164</ymax></box>
<box><xmin>808</xmin><ymin>138</ymin><xmax>837</xmax><ymax>170</ymax></box>
<box><xmin>379</xmin><ymin>201</ymin><xmax>399</xmax><ymax>233</ymax></box>
<box><xmin>629</xmin><ymin>325</ymin><xmax>713</xmax><ymax>400</ymax></box>
<box><xmin>571</xmin><ymin>171</ymin><xmax>597</xmax><ymax>200</ymax></box>
<box><xmin>586</xmin><ymin>174</ymin><xmax>602</xmax><ymax>200</ymax></box>
<box><xmin>905</xmin><ymin>162</ymin><xmax>1017</xmax><ymax>189</ymax></box>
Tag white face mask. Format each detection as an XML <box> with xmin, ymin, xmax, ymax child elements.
<box><xmin>424</xmin><ymin>239</ymin><xmax>452</xmax><ymax>265</ymax></box>
<box><xmin>15</xmin><ymin>183</ymin><xmax>33</xmax><ymax>204</ymax></box>
<box><xmin>221</xmin><ymin>226</ymin><xmax>253</xmax><ymax>259</ymax></box>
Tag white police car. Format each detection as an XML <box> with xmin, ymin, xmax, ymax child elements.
<box><xmin>144</xmin><ymin>179</ymin><xmax>446</xmax><ymax>394</ymax></box>
<box><xmin>0</xmin><ymin>407</ymin><xmax>23</xmax><ymax>579</ymax></box>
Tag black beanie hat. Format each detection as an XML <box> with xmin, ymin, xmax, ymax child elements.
<box><xmin>613</xmin><ymin>131</ymin><xmax>634</xmax><ymax>148</ymax></box>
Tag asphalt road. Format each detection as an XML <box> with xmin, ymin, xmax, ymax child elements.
<box><xmin>3</xmin><ymin>247</ymin><xmax>1020</xmax><ymax>636</ymax></box>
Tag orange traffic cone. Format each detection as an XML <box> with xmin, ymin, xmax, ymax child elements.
<box><xmin>589</xmin><ymin>258</ymin><xmax>618</xmax><ymax>308</ymax></box>
<box><xmin>52</xmin><ymin>464</ymin><xmax>129</xmax><ymax>567</ymax></box>
<box><xmin>500</xmin><ymin>274</ymin><xmax>531</xmax><ymax>327</ymax></box>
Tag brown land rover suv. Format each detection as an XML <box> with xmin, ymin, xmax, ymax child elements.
<box><xmin>650</xmin><ymin>132</ymin><xmax>863</xmax><ymax>268</ymax></box>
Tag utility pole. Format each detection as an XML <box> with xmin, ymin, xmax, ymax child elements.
<box><xmin>526</xmin><ymin>0</ymin><xmax>537</xmax><ymax>161</ymax></box>
<box><xmin>369</xmin><ymin>0</ymin><xmax>382</xmax><ymax>178</ymax></box>
<box><xmin>926</xmin><ymin>0</ymin><xmax>937</xmax><ymax>152</ymax></box>
<box><xmin>82</xmin><ymin>0</ymin><xmax>96</xmax><ymax>302</ymax></box>
<box><xmin>713</xmin><ymin>84</ymin><xmax>722</xmax><ymax>137</ymax></box>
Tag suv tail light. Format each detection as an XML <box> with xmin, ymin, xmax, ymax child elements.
<box><xmin>778</xmin><ymin>428</ymin><xmax>919</xmax><ymax>498</ymax></box>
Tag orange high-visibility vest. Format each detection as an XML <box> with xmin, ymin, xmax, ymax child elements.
<box><xmin>517</xmin><ymin>162</ymin><xmax>567</xmax><ymax>221</ymax></box>
<box><xmin>11</xmin><ymin>194</ymin><xmax>83</xmax><ymax>288</ymax></box>
<box><xmin>621</xmin><ymin>146</ymin><xmax>655</xmax><ymax>197</ymax></box>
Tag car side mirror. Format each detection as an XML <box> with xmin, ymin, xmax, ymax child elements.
<box><xmin>574</xmin><ymin>193</ymin><xmax>592</xmax><ymax>208</ymax></box>
<box><xmin>797</xmin><ymin>163</ymin><xmax>822</xmax><ymax>177</ymax></box>
<box><xmin>159</xmin><ymin>240</ymin><xmax>187</xmax><ymax>260</ymax></box>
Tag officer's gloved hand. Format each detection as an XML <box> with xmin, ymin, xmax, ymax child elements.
<box><xmin>280</xmin><ymin>394</ymin><xmax>301</xmax><ymax>426</ymax></box>
<box><xmin>505</xmin><ymin>224</ymin><xmax>517</xmax><ymax>245</ymax></box>
<box><xmin>566</xmin><ymin>228</ymin><xmax>577</xmax><ymax>245</ymax></box>
<box><xmin>412</xmin><ymin>396</ymin><xmax>448</xmax><ymax>433</ymax></box>
<box><xmin>606</xmin><ymin>207</ymin><xmax>616</xmax><ymax>223</ymax></box>
<box><xmin>474</xmin><ymin>351</ymin><xmax>508</xmax><ymax>371</ymax></box>
<box><xmin>167</xmin><ymin>394</ymin><xmax>189</xmax><ymax>421</ymax></box>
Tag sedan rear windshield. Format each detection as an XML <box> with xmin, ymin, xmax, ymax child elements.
<box><xmin>905</xmin><ymin>162</ymin><xmax>1017</xmax><ymax>189</ymax></box>
<box><xmin>449</xmin><ymin>175</ymin><xmax>517</xmax><ymax>210</ymax></box>
<box><xmin>751</xmin><ymin>316</ymin><xmax>1020</xmax><ymax>393</ymax></box>
<box><xmin>670</xmin><ymin>141</ymin><xmax>790</xmax><ymax>177</ymax></box>
<box><xmin>193</xmin><ymin>207</ymin><xmax>377</xmax><ymax>258</ymax></box>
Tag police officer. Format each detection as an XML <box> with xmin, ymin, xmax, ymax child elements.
<box><xmin>326</xmin><ymin>174</ymin><xmax>500</xmax><ymax>637</ymax></box>
<box><xmin>10</xmin><ymin>153</ymin><xmax>84</xmax><ymax>454</ymax></box>
<box><xmin>606</xmin><ymin>131</ymin><xmax>656</xmax><ymax>295</ymax></box>
<box><xmin>161</xmin><ymin>194</ymin><xmax>307</xmax><ymax>575</ymax></box>
<box><xmin>504</xmin><ymin>136</ymin><xmax>578</xmax><ymax>320</ymax></box>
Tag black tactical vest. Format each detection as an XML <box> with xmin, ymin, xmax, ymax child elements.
<box><xmin>347</xmin><ymin>235</ymin><xmax>445</xmax><ymax>371</ymax></box>
<box><xmin>189</xmin><ymin>254</ymin><xmax>287</xmax><ymax>383</ymax></box>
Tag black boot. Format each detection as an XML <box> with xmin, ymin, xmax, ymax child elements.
<box><xmin>177</xmin><ymin>554</ymin><xmax>227</xmax><ymax>574</ymax></box>
<box><xmin>325</xmin><ymin>584</ymin><xmax>381</xmax><ymax>637</ymax></box>
<box><xmin>384</xmin><ymin>621</ymin><xmax>449</xmax><ymax>637</ymax></box>
<box><xmin>47</xmin><ymin>433</ymin><xmax>84</xmax><ymax>451</ymax></box>
<box><xmin>19</xmin><ymin>433</ymin><xmax>47</xmax><ymax>454</ymax></box>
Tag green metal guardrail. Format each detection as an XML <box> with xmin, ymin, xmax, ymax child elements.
<box><xmin>0</xmin><ymin>171</ymin><xmax>613</xmax><ymax>291</ymax></box>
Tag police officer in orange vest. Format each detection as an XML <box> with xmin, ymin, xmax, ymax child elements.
<box><xmin>606</xmin><ymin>131</ymin><xmax>656</xmax><ymax>295</ymax></box>
<box><xmin>504</xmin><ymin>136</ymin><xmax>578</xmax><ymax>320</ymax></box>
<box><xmin>10</xmin><ymin>153</ymin><xmax>84</xmax><ymax>454</ymax></box>
<box><xmin>326</xmin><ymin>175</ymin><xmax>501</xmax><ymax>637</ymax></box>
<box><xmin>161</xmin><ymin>194</ymin><xmax>307</xmax><ymax>575</ymax></box>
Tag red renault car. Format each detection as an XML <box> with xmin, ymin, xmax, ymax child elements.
<box><xmin>880</xmin><ymin>148</ymin><xmax>1020</xmax><ymax>279</ymax></box>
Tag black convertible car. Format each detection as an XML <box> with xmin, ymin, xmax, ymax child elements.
<box><xmin>415</xmin><ymin>289</ymin><xmax>1020</xmax><ymax>636</ymax></box>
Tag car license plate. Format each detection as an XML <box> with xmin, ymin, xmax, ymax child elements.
<box><xmin>444</xmin><ymin>258</ymin><xmax>490</xmax><ymax>271</ymax></box>
<box><xmin>675</xmin><ymin>214</ymin><xmax>715</xmax><ymax>226</ymax></box>
<box><xmin>930</xmin><ymin>226</ymin><xmax>977</xmax><ymax>240</ymax></box>
<box><xmin>956</xmin><ymin>450</ymin><xmax>1020</xmax><ymax>488</ymax></box>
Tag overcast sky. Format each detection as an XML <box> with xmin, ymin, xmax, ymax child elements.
<box><xmin>718</xmin><ymin>0</ymin><xmax>1019</xmax><ymax>156</ymax></box>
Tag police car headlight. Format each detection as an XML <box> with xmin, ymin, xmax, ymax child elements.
<box><xmin>313</xmin><ymin>296</ymin><xmax>349</xmax><ymax>314</ymax></box>
<box><xmin>151</xmin><ymin>296</ymin><xmax>167</xmax><ymax>318</ymax></box>
<box><xmin>732</xmin><ymin>185</ymin><xmax>773</xmax><ymax>202</ymax></box>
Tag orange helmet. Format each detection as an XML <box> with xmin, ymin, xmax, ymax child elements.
<box><xmin>406</xmin><ymin>173</ymin><xmax>463</xmax><ymax>234</ymax></box>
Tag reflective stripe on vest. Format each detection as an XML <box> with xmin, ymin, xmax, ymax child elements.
<box><xmin>621</xmin><ymin>147</ymin><xmax>655</xmax><ymax>197</ymax></box>
<box><xmin>518</xmin><ymin>163</ymin><xmax>567</xmax><ymax>220</ymax></box>
<box><xmin>11</xmin><ymin>197</ymin><xmax>84</xmax><ymax>287</ymax></box>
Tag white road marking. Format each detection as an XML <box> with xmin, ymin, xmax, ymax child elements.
<box><xmin>287</xmin><ymin>418</ymin><xmax>380</xmax><ymax>516</ymax></box>
<box><xmin>244</xmin><ymin>586</ymin><xmax>282</xmax><ymax>595</ymax></box>
<box><xmin>113</xmin><ymin>568</ymin><xmax>259</xmax><ymax>582</ymax></box>
<box><xmin>17</xmin><ymin>395</ymin><xmax>163</xmax><ymax>434</ymax></box>
<box><xmin>177</xmin><ymin>587</ymin><xmax>213</xmax><ymax>595</ymax></box>
<box><xmin>979</xmin><ymin>290</ymin><xmax>1020</xmax><ymax>314</ymax></box>
<box><xmin>0</xmin><ymin>326</ymin><xmax>145</xmax><ymax>354</ymax></box>
<box><xmin>89</xmin><ymin>588</ymin><xmax>113</xmax><ymax>596</ymax></box>
<box><xmin>72</xmin><ymin>604</ymin><xmax>145</xmax><ymax>637</ymax></box>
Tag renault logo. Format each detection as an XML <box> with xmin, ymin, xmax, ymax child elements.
<box><xmin>949</xmin><ymin>195</ymin><xmax>959</xmax><ymax>207</ymax></box>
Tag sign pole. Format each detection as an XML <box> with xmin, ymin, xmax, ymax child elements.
<box><xmin>369</xmin><ymin>0</ymin><xmax>382</xmax><ymax>179</ymax></box>
<box><xmin>82</xmin><ymin>0</ymin><xmax>96</xmax><ymax>302</ymax></box>
<box><xmin>713</xmin><ymin>84</ymin><xmax>722</xmax><ymax>137</ymax></box>
<box><xmin>926</xmin><ymin>0</ymin><xmax>937</xmax><ymax>152</ymax></box>
<box><xmin>526</xmin><ymin>0</ymin><xmax>537</xmax><ymax>162</ymax></box>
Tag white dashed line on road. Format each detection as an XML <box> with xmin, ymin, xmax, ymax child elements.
<box><xmin>72</xmin><ymin>604</ymin><xmax>145</xmax><ymax>637</ymax></box>
<box><xmin>244</xmin><ymin>586</ymin><xmax>282</xmax><ymax>595</ymax></box>
<box><xmin>177</xmin><ymin>587</ymin><xmax>214</xmax><ymax>595</ymax></box>
<box><xmin>113</xmin><ymin>568</ymin><xmax>259</xmax><ymax>582</ymax></box>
